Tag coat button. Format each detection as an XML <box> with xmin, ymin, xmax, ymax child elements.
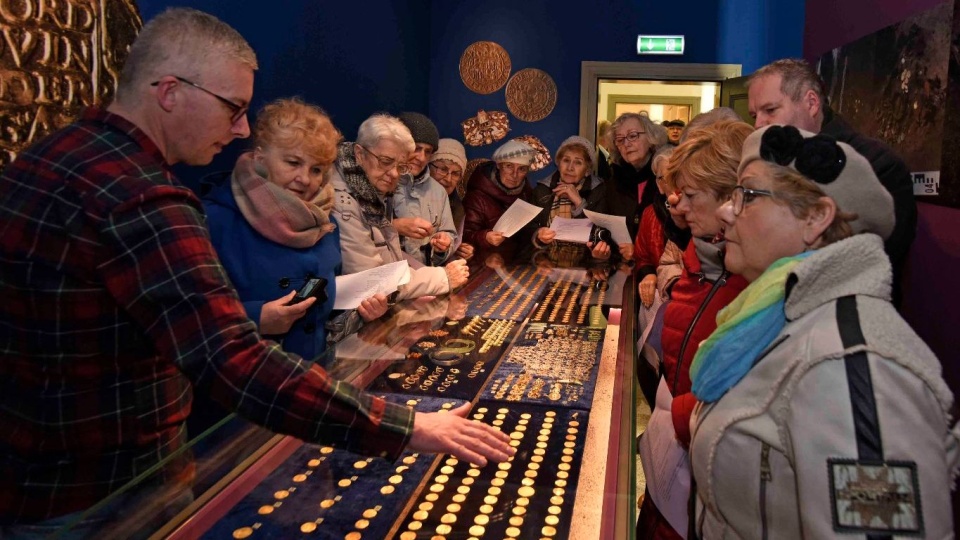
<box><xmin>303</xmin><ymin>323</ymin><xmax>316</xmax><ymax>334</ymax></box>
<box><xmin>278</xmin><ymin>278</ymin><xmax>290</xmax><ymax>288</ymax></box>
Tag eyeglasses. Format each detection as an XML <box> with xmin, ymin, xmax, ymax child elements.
<box><xmin>359</xmin><ymin>145</ymin><xmax>410</xmax><ymax>175</ymax></box>
<box><xmin>151</xmin><ymin>76</ymin><xmax>248</xmax><ymax>124</ymax></box>
<box><xmin>614</xmin><ymin>131</ymin><xmax>645</xmax><ymax>147</ymax></box>
<box><xmin>731</xmin><ymin>185</ymin><xmax>777</xmax><ymax>216</ymax></box>
<box><xmin>428</xmin><ymin>162</ymin><xmax>463</xmax><ymax>180</ymax></box>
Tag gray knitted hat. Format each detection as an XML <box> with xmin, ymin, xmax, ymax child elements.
<box><xmin>738</xmin><ymin>125</ymin><xmax>894</xmax><ymax>239</ymax></box>
<box><xmin>397</xmin><ymin>112</ymin><xmax>439</xmax><ymax>150</ymax></box>
<box><xmin>555</xmin><ymin>135</ymin><xmax>596</xmax><ymax>167</ymax></box>
<box><xmin>431</xmin><ymin>138</ymin><xmax>467</xmax><ymax>170</ymax></box>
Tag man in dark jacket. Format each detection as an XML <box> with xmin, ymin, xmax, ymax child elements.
<box><xmin>747</xmin><ymin>58</ymin><xmax>917</xmax><ymax>305</ymax></box>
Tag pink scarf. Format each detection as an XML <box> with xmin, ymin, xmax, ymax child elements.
<box><xmin>230</xmin><ymin>152</ymin><xmax>336</xmax><ymax>248</ymax></box>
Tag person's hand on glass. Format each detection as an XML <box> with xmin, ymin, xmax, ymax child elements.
<box><xmin>444</xmin><ymin>259</ymin><xmax>470</xmax><ymax>289</ymax></box>
<box><xmin>618</xmin><ymin>242</ymin><xmax>634</xmax><ymax>260</ymax></box>
<box><xmin>484</xmin><ymin>252</ymin><xmax>505</xmax><ymax>269</ymax></box>
<box><xmin>445</xmin><ymin>293</ymin><xmax>468</xmax><ymax>321</ymax></box>
<box><xmin>588</xmin><ymin>240</ymin><xmax>612</xmax><ymax>260</ymax></box>
<box><xmin>536</xmin><ymin>227</ymin><xmax>556</xmax><ymax>245</ymax></box>
<box><xmin>639</xmin><ymin>274</ymin><xmax>657</xmax><ymax>308</ymax></box>
<box><xmin>259</xmin><ymin>291</ymin><xmax>315</xmax><ymax>335</ymax></box>
<box><xmin>456</xmin><ymin>242</ymin><xmax>475</xmax><ymax>260</ymax></box>
<box><xmin>485</xmin><ymin>231</ymin><xmax>506</xmax><ymax>247</ymax></box>
<box><xmin>358</xmin><ymin>293</ymin><xmax>389</xmax><ymax>322</ymax></box>
<box><xmin>394</xmin><ymin>217</ymin><xmax>434</xmax><ymax>239</ymax></box>
<box><xmin>430</xmin><ymin>232</ymin><xmax>452</xmax><ymax>253</ymax></box>
<box><xmin>409</xmin><ymin>403</ymin><xmax>515</xmax><ymax>467</ymax></box>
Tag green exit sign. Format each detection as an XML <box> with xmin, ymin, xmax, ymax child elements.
<box><xmin>636</xmin><ymin>35</ymin><xmax>685</xmax><ymax>55</ymax></box>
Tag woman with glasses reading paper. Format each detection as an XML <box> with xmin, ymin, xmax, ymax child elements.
<box><xmin>331</xmin><ymin>114</ymin><xmax>469</xmax><ymax>300</ymax></box>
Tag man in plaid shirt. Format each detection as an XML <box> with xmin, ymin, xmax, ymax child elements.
<box><xmin>0</xmin><ymin>8</ymin><xmax>511</xmax><ymax>530</ymax></box>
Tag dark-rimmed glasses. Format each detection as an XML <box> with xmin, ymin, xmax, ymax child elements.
<box><xmin>151</xmin><ymin>76</ymin><xmax>248</xmax><ymax>124</ymax></box>
<box><xmin>731</xmin><ymin>185</ymin><xmax>777</xmax><ymax>216</ymax></box>
<box><xmin>359</xmin><ymin>145</ymin><xmax>410</xmax><ymax>175</ymax></box>
<box><xmin>614</xmin><ymin>131</ymin><xmax>645</xmax><ymax>147</ymax></box>
<box><xmin>428</xmin><ymin>162</ymin><xmax>463</xmax><ymax>180</ymax></box>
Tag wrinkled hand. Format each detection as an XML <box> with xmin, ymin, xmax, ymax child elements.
<box><xmin>358</xmin><ymin>293</ymin><xmax>389</xmax><ymax>322</ymax></box>
<box><xmin>588</xmin><ymin>240</ymin><xmax>611</xmax><ymax>260</ymax></box>
<box><xmin>485</xmin><ymin>231</ymin><xmax>506</xmax><ymax>247</ymax></box>
<box><xmin>408</xmin><ymin>403</ymin><xmax>515</xmax><ymax>467</ymax></box>
<box><xmin>394</xmin><ymin>217</ymin><xmax>434</xmax><ymax>239</ymax></box>
<box><xmin>536</xmin><ymin>227</ymin><xmax>556</xmax><ymax>245</ymax></box>
<box><xmin>484</xmin><ymin>253</ymin><xmax>505</xmax><ymax>269</ymax></box>
<box><xmin>444</xmin><ymin>259</ymin><xmax>470</xmax><ymax>290</ymax></box>
<box><xmin>446</xmin><ymin>293</ymin><xmax>468</xmax><ymax>320</ymax></box>
<box><xmin>259</xmin><ymin>290</ymin><xmax>315</xmax><ymax>335</ymax></box>
<box><xmin>455</xmin><ymin>242</ymin><xmax>475</xmax><ymax>260</ymax></box>
<box><xmin>430</xmin><ymin>232</ymin><xmax>452</xmax><ymax>252</ymax></box>
<box><xmin>552</xmin><ymin>183</ymin><xmax>583</xmax><ymax>207</ymax></box>
<box><xmin>618</xmin><ymin>242</ymin><xmax>634</xmax><ymax>260</ymax></box>
<box><xmin>639</xmin><ymin>274</ymin><xmax>657</xmax><ymax>308</ymax></box>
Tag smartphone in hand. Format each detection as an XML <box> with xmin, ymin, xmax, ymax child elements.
<box><xmin>289</xmin><ymin>277</ymin><xmax>328</xmax><ymax>305</ymax></box>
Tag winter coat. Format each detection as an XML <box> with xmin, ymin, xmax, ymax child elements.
<box><xmin>392</xmin><ymin>171</ymin><xmax>459</xmax><ymax>265</ymax></box>
<box><xmin>606</xmin><ymin>158</ymin><xmax>657</xmax><ymax>238</ymax></box>
<box><xmin>462</xmin><ymin>161</ymin><xmax>535</xmax><ymax>255</ymax></box>
<box><xmin>330</xmin><ymin>169</ymin><xmax>450</xmax><ymax>301</ymax></box>
<box><xmin>529</xmin><ymin>171</ymin><xmax>608</xmax><ymax>229</ymax></box>
<box><xmin>690</xmin><ymin>234</ymin><xmax>959</xmax><ymax>539</ymax></box>
<box><xmin>203</xmin><ymin>179</ymin><xmax>339</xmax><ymax>360</ymax></box>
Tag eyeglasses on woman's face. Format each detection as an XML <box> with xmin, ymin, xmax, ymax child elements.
<box><xmin>731</xmin><ymin>185</ymin><xmax>777</xmax><ymax>216</ymax></box>
<box><xmin>428</xmin><ymin>162</ymin><xmax>463</xmax><ymax>180</ymax></box>
<box><xmin>613</xmin><ymin>130</ymin><xmax>645</xmax><ymax>147</ymax></box>
<box><xmin>151</xmin><ymin>75</ymin><xmax>248</xmax><ymax>124</ymax></box>
<box><xmin>360</xmin><ymin>145</ymin><xmax>410</xmax><ymax>175</ymax></box>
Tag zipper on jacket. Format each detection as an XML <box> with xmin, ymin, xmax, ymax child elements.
<box><xmin>759</xmin><ymin>442</ymin><xmax>772</xmax><ymax>540</ymax></box>
<box><xmin>673</xmin><ymin>271</ymin><xmax>729</xmax><ymax>390</ymax></box>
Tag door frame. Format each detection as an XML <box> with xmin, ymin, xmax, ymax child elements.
<box><xmin>579</xmin><ymin>61</ymin><xmax>742</xmax><ymax>141</ymax></box>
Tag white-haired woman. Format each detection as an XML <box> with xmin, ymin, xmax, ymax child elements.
<box><xmin>606</xmin><ymin>112</ymin><xmax>668</xmax><ymax>238</ymax></box>
<box><xmin>331</xmin><ymin>114</ymin><xmax>469</xmax><ymax>300</ymax></box>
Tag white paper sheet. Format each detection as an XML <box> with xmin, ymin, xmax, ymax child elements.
<box><xmin>548</xmin><ymin>217</ymin><xmax>593</xmax><ymax>243</ymax></box>
<box><xmin>492</xmin><ymin>198</ymin><xmax>542</xmax><ymax>237</ymax></box>
<box><xmin>583</xmin><ymin>209</ymin><xmax>633</xmax><ymax>245</ymax></box>
<box><xmin>333</xmin><ymin>260</ymin><xmax>409</xmax><ymax>309</ymax></box>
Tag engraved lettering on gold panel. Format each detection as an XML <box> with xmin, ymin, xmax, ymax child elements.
<box><xmin>0</xmin><ymin>0</ymin><xmax>141</xmax><ymax>167</ymax></box>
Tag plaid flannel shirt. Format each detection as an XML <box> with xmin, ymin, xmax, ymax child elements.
<box><xmin>0</xmin><ymin>108</ymin><xmax>414</xmax><ymax>523</ymax></box>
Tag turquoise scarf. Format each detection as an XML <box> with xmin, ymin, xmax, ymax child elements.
<box><xmin>689</xmin><ymin>251</ymin><xmax>813</xmax><ymax>403</ymax></box>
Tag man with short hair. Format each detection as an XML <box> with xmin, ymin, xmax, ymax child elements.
<box><xmin>662</xmin><ymin>119</ymin><xmax>685</xmax><ymax>146</ymax></box>
<box><xmin>747</xmin><ymin>58</ymin><xmax>917</xmax><ymax>304</ymax></box>
<box><xmin>0</xmin><ymin>8</ymin><xmax>511</xmax><ymax>530</ymax></box>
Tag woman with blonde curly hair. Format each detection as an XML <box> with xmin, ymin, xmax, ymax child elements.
<box><xmin>203</xmin><ymin>98</ymin><xmax>388</xmax><ymax>360</ymax></box>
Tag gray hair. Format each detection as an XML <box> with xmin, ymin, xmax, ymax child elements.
<box><xmin>680</xmin><ymin>107</ymin><xmax>743</xmax><ymax>143</ymax></box>
<box><xmin>651</xmin><ymin>145</ymin><xmax>675</xmax><ymax>177</ymax></box>
<box><xmin>609</xmin><ymin>112</ymin><xmax>668</xmax><ymax>165</ymax></box>
<box><xmin>356</xmin><ymin>113</ymin><xmax>416</xmax><ymax>153</ymax></box>
<box><xmin>747</xmin><ymin>58</ymin><xmax>826</xmax><ymax>104</ymax></box>
<box><xmin>116</xmin><ymin>8</ymin><xmax>257</xmax><ymax>103</ymax></box>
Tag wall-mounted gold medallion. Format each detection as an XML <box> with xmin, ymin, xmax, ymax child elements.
<box><xmin>505</xmin><ymin>68</ymin><xmax>557</xmax><ymax>122</ymax></box>
<box><xmin>459</xmin><ymin>41</ymin><xmax>511</xmax><ymax>94</ymax></box>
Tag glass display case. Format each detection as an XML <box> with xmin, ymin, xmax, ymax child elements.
<box><xmin>55</xmin><ymin>248</ymin><xmax>638</xmax><ymax>539</ymax></box>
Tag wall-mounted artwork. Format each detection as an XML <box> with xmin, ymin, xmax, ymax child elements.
<box><xmin>817</xmin><ymin>1</ymin><xmax>953</xmax><ymax>207</ymax></box>
<box><xmin>0</xmin><ymin>1</ymin><xmax>142</xmax><ymax>167</ymax></box>
<box><xmin>505</xmin><ymin>68</ymin><xmax>557</xmax><ymax>122</ymax></box>
<box><xmin>459</xmin><ymin>41</ymin><xmax>511</xmax><ymax>95</ymax></box>
<box><xmin>461</xmin><ymin>109</ymin><xmax>510</xmax><ymax>147</ymax></box>
<box><xmin>512</xmin><ymin>135</ymin><xmax>550</xmax><ymax>171</ymax></box>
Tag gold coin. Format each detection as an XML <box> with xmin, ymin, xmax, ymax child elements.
<box><xmin>469</xmin><ymin>525</ymin><xmax>486</xmax><ymax>536</ymax></box>
<box><xmin>447</xmin><ymin>503</ymin><xmax>462</xmax><ymax>513</ymax></box>
<box><xmin>308</xmin><ymin>459</ymin><xmax>321</xmax><ymax>467</ymax></box>
<box><xmin>354</xmin><ymin>519</ymin><xmax>369</xmax><ymax>530</ymax></box>
<box><xmin>537</xmin><ymin>442</ymin><xmax>548</xmax><ymax>449</ymax></box>
<box><xmin>498</xmin><ymin>462</ymin><xmax>512</xmax><ymax>470</ymax></box>
<box><xmin>420</xmin><ymin>502</ymin><xmax>434</xmax><ymax>511</ymax></box>
<box><xmin>517</xmin><ymin>418</ymin><xmax>528</xmax><ymax>425</ymax></box>
<box><xmin>321</xmin><ymin>446</ymin><xmax>334</xmax><ymax>454</ymax></box>
<box><xmin>546</xmin><ymin>411</ymin><xmax>556</xmax><ymax>417</ymax></box>
<box><xmin>516</xmin><ymin>425</ymin><xmax>527</xmax><ymax>432</ymax></box>
<box><xmin>496</xmin><ymin>414</ymin><xmax>506</xmax><ymax>420</ymax></box>
<box><xmin>531</xmin><ymin>455</ymin><xmax>543</xmax><ymax>463</ymax></box>
<box><xmin>406</xmin><ymin>399</ymin><xmax>418</xmax><ymax>406</ymax></box>
<box><xmin>509</xmin><ymin>440</ymin><xmax>521</xmax><ymax>448</ymax></box>
<box><xmin>510</xmin><ymin>432</ymin><xmax>523</xmax><ymax>440</ymax></box>
<box><xmin>567</xmin><ymin>428</ymin><xmax>578</xmax><ymax>435</ymax></box>
<box><xmin>457</xmin><ymin>485</ymin><xmax>470</xmax><ymax>494</ymax></box>
<box><xmin>430</xmin><ymin>484</ymin><xmax>444</xmax><ymax>492</ymax></box>
<box><xmin>474</xmin><ymin>514</ymin><xmax>490</xmax><ymax>525</ymax></box>
<box><xmin>363</xmin><ymin>509</ymin><xmax>378</xmax><ymax>519</ymax></box>
<box><xmin>473</xmin><ymin>414</ymin><xmax>484</xmax><ymax>420</ymax></box>
<box><xmin>561</xmin><ymin>456</ymin><xmax>573</xmax><ymax>463</ymax></box>
<box><xmin>467</xmin><ymin>468</ymin><xmax>481</xmax><ymax>477</ymax></box>
<box><xmin>300</xmin><ymin>522</ymin><xmax>317</xmax><ymax>533</ymax></box>
<box><xmin>539</xmin><ymin>429</ymin><xmax>551</xmax><ymax>436</ymax></box>
<box><xmin>537</xmin><ymin>435</ymin><xmax>549</xmax><ymax>442</ymax></box>
<box><xmin>436</xmin><ymin>524</ymin><xmax>453</xmax><ymax>535</ymax></box>
<box><xmin>233</xmin><ymin>527</ymin><xmax>253</xmax><ymax>539</ymax></box>
<box><xmin>521</xmin><ymin>478</ymin><xmax>535</xmax><ymax>487</ymax></box>
<box><xmin>535</xmin><ymin>448</ymin><xmax>546</xmax><ymax>456</ymax></box>
<box><xmin>479</xmin><ymin>504</ymin><xmax>494</xmax><ymax>514</ymax></box>
<box><xmin>488</xmin><ymin>486</ymin><xmax>502</xmax><ymax>495</ymax></box>
<box><xmin>425</xmin><ymin>492</ymin><xmax>439</xmax><ymax>501</ymax></box>
<box><xmin>551</xmin><ymin>495</ymin><xmax>564</xmax><ymax>505</ymax></box>
<box><xmin>403</xmin><ymin>456</ymin><xmax>417</xmax><ymax>465</ymax></box>
<box><xmin>553</xmin><ymin>487</ymin><xmax>565</xmax><ymax>496</ymax></box>
<box><xmin>542</xmin><ymin>525</ymin><xmax>558</xmax><ymax>536</ymax></box>
<box><xmin>491</xmin><ymin>478</ymin><xmax>504</xmax><ymax>487</ymax></box>
<box><xmin>512</xmin><ymin>506</ymin><xmax>527</xmax><ymax>516</ymax></box>
<box><xmin>338</xmin><ymin>479</ymin><xmax>352</xmax><ymax>488</ymax></box>
<box><xmin>441</xmin><ymin>466</ymin><xmax>455</xmax><ymax>474</ymax></box>
<box><xmin>440</xmin><ymin>513</ymin><xmax>457</xmax><ymax>524</ymax></box>
<box><xmin>559</xmin><ymin>463</ymin><xmax>571</xmax><ymax>471</ymax></box>
<box><xmin>562</xmin><ymin>448</ymin><xmax>574</xmax><ymax>455</ymax></box>
<box><xmin>320</xmin><ymin>499</ymin><xmax>335</xmax><ymax>509</ymax></box>
<box><xmin>524</xmin><ymin>470</ymin><xmax>538</xmax><ymax>478</ymax></box>
<box><xmin>564</xmin><ymin>441</ymin><xmax>575</xmax><ymax>448</ymax></box>
<box><xmin>565</xmin><ymin>435</ymin><xmax>577</xmax><ymax>441</ymax></box>
<box><xmin>345</xmin><ymin>533</ymin><xmax>361</xmax><ymax>540</ymax></box>
<box><xmin>499</xmin><ymin>408</ymin><xmax>509</xmax><ymax>413</ymax></box>
<box><xmin>478</xmin><ymin>407</ymin><xmax>488</xmax><ymax>413</ymax></box>
<box><xmin>555</xmin><ymin>479</ymin><xmax>567</xmax><ymax>488</ymax></box>
<box><xmin>452</xmin><ymin>494</ymin><xmax>467</xmax><ymax>503</ymax></box>
<box><xmin>545</xmin><ymin>515</ymin><xmax>560</xmax><ymax>525</ymax></box>
<box><xmin>396</xmin><ymin>465</ymin><xmax>409</xmax><ymax>473</ymax></box>
<box><xmin>493</xmin><ymin>420</ymin><xmax>504</xmax><ymax>427</ymax></box>
<box><xmin>509</xmin><ymin>516</ymin><xmax>524</xmax><ymax>526</ymax></box>
<box><xmin>495</xmin><ymin>471</ymin><xmax>509</xmax><ymax>479</ymax></box>
<box><xmin>506</xmin><ymin>526</ymin><xmax>522</xmax><ymax>537</ymax></box>
<box><xmin>355</xmin><ymin>461</ymin><xmax>371</xmax><ymax>470</ymax></box>
<box><xmin>483</xmin><ymin>495</ymin><xmax>498</xmax><ymax>505</ymax></box>
<box><xmin>413</xmin><ymin>510</ymin><xmax>429</xmax><ymax>520</ymax></box>
<box><xmin>258</xmin><ymin>505</ymin><xmax>275</xmax><ymax>515</ymax></box>
<box><xmin>407</xmin><ymin>521</ymin><xmax>422</xmax><ymax>531</ymax></box>
<box><xmin>400</xmin><ymin>532</ymin><xmax>417</xmax><ymax>540</ymax></box>
<box><xmin>530</xmin><ymin>462</ymin><xmax>540</xmax><ymax>471</ymax></box>
<box><xmin>569</xmin><ymin>420</ymin><xmax>580</xmax><ymax>427</ymax></box>
<box><xmin>381</xmin><ymin>485</ymin><xmax>395</xmax><ymax>495</ymax></box>
<box><xmin>463</xmin><ymin>477</ymin><xmax>475</xmax><ymax>486</ymax></box>
<box><xmin>518</xmin><ymin>486</ymin><xmax>535</xmax><ymax>497</ymax></box>
<box><xmin>558</xmin><ymin>471</ymin><xmax>570</xmax><ymax>480</ymax></box>
<box><xmin>293</xmin><ymin>474</ymin><xmax>307</xmax><ymax>483</ymax></box>
<box><xmin>516</xmin><ymin>497</ymin><xmax>530</xmax><ymax>507</ymax></box>
<box><xmin>521</xmin><ymin>412</ymin><xmax>532</xmax><ymax>419</ymax></box>
<box><xmin>548</xmin><ymin>505</ymin><xmax>562</xmax><ymax>515</ymax></box>
<box><xmin>446</xmin><ymin>458</ymin><xmax>459</xmax><ymax>466</ymax></box>
<box><xmin>435</xmin><ymin>474</ymin><xmax>450</xmax><ymax>484</ymax></box>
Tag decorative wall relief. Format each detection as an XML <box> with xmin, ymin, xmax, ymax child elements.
<box><xmin>512</xmin><ymin>135</ymin><xmax>550</xmax><ymax>171</ymax></box>
<box><xmin>0</xmin><ymin>1</ymin><xmax>142</xmax><ymax>167</ymax></box>
<box><xmin>505</xmin><ymin>68</ymin><xmax>557</xmax><ymax>122</ymax></box>
<box><xmin>461</xmin><ymin>109</ymin><xmax>510</xmax><ymax>147</ymax></box>
<box><xmin>459</xmin><ymin>41</ymin><xmax>511</xmax><ymax>95</ymax></box>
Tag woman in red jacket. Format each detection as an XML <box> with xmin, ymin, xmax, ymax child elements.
<box><xmin>637</xmin><ymin>120</ymin><xmax>753</xmax><ymax>540</ymax></box>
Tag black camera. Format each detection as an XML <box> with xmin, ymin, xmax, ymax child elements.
<box><xmin>289</xmin><ymin>277</ymin><xmax>328</xmax><ymax>305</ymax></box>
<box><xmin>589</xmin><ymin>226</ymin><xmax>613</xmax><ymax>246</ymax></box>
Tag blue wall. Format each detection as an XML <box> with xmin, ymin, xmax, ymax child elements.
<box><xmin>136</xmin><ymin>0</ymin><xmax>804</xmax><ymax>188</ymax></box>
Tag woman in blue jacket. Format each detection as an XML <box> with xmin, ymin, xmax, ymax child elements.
<box><xmin>204</xmin><ymin>98</ymin><xmax>387</xmax><ymax>360</ymax></box>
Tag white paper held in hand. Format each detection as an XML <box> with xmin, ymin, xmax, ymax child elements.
<box><xmin>583</xmin><ymin>209</ymin><xmax>632</xmax><ymax>245</ymax></box>
<box><xmin>333</xmin><ymin>260</ymin><xmax>410</xmax><ymax>310</ymax></box>
<box><xmin>492</xmin><ymin>198</ymin><xmax>542</xmax><ymax>237</ymax></box>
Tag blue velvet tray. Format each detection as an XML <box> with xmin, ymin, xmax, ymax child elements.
<box><xmin>201</xmin><ymin>395</ymin><xmax>465</xmax><ymax>540</ymax></box>
<box><xmin>480</xmin><ymin>323</ymin><xmax>605</xmax><ymax>410</ymax></box>
<box><xmin>392</xmin><ymin>401</ymin><xmax>588</xmax><ymax>540</ymax></box>
<box><xmin>464</xmin><ymin>266</ymin><xmax>551</xmax><ymax>320</ymax></box>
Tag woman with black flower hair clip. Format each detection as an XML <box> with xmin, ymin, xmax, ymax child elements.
<box><xmin>687</xmin><ymin>125</ymin><xmax>959</xmax><ymax>539</ymax></box>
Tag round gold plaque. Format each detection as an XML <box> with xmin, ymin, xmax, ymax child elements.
<box><xmin>459</xmin><ymin>41</ymin><xmax>512</xmax><ymax>94</ymax></box>
<box><xmin>505</xmin><ymin>68</ymin><xmax>557</xmax><ymax>122</ymax></box>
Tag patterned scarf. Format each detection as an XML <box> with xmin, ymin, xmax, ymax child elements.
<box><xmin>230</xmin><ymin>152</ymin><xmax>335</xmax><ymax>248</ymax></box>
<box><xmin>548</xmin><ymin>175</ymin><xmax>585</xmax><ymax>224</ymax></box>
<box><xmin>689</xmin><ymin>251</ymin><xmax>813</xmax><ymax>403</ymax></box>
<box><xmin>335</xmin><ymin>142</ymin><xmax>392</xmax><ymax>227</ymax></box>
